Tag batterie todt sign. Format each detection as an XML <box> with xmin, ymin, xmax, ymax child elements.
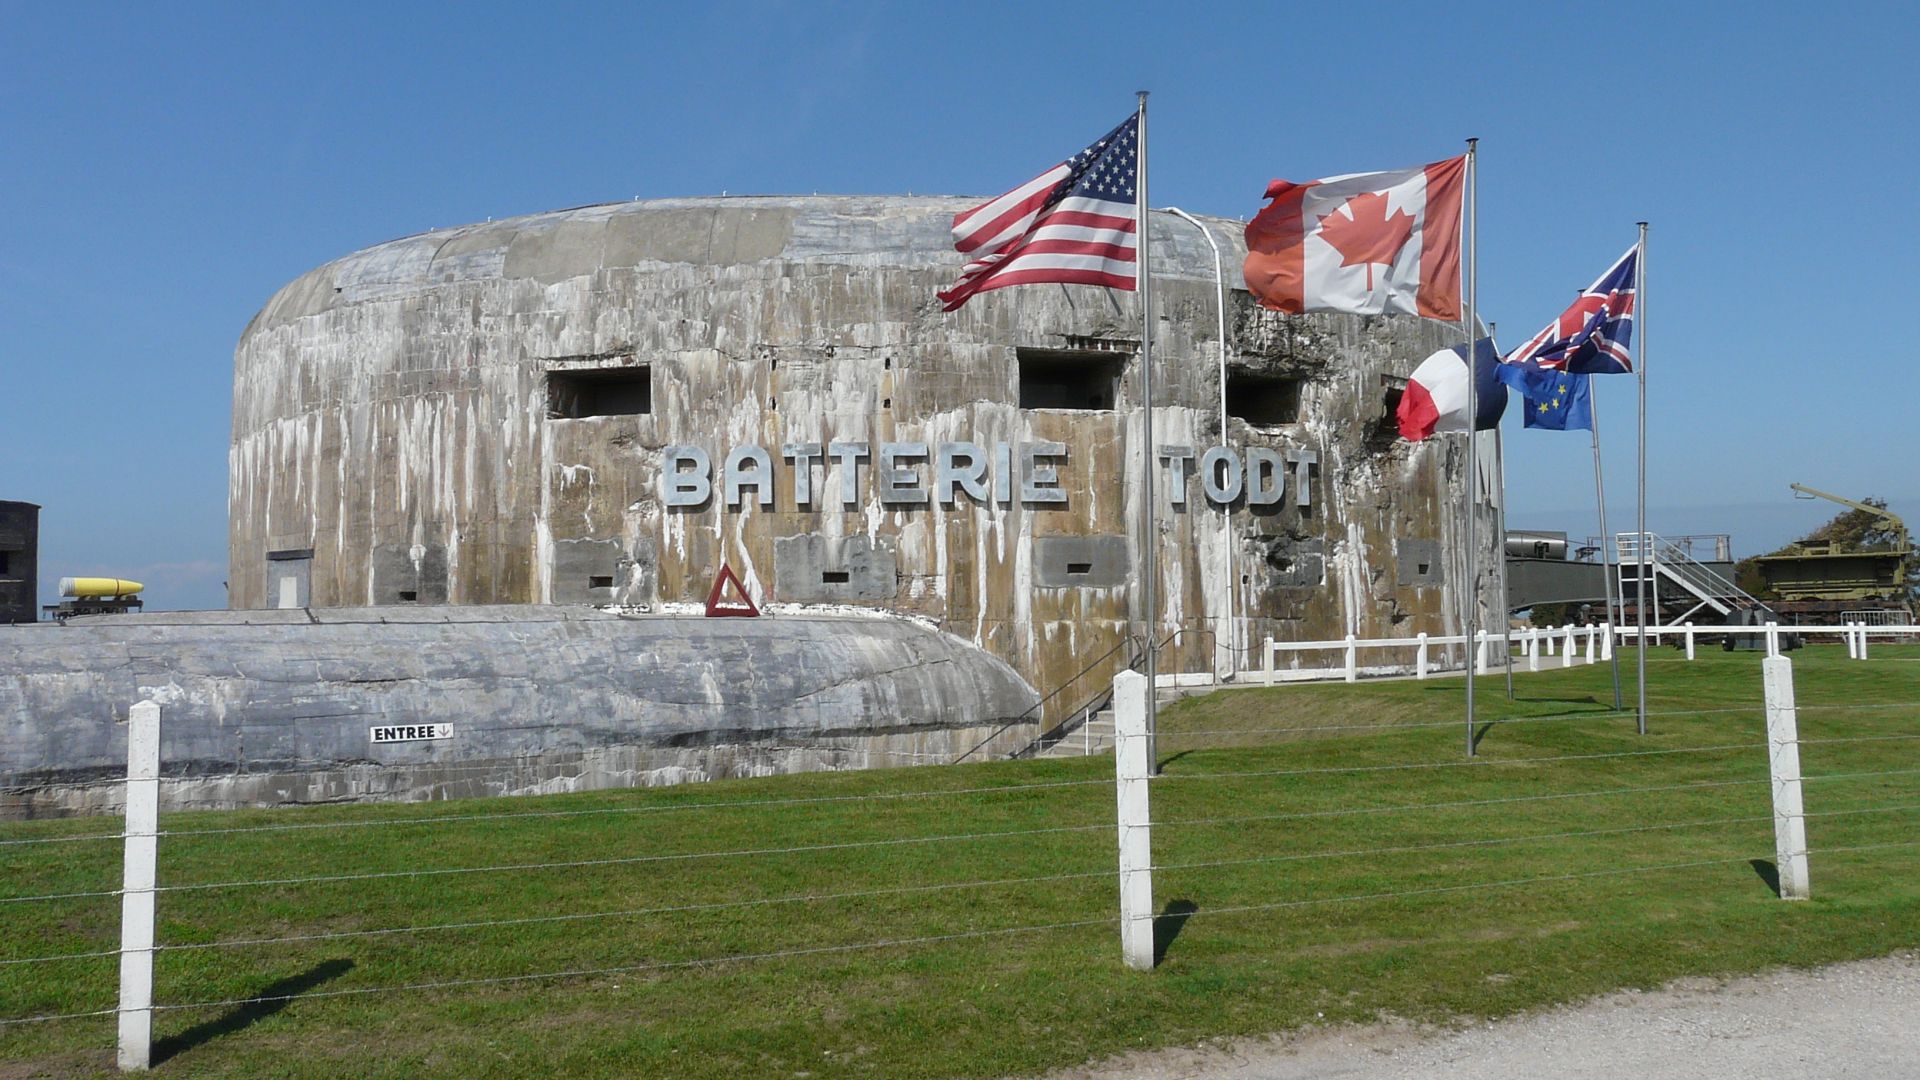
<box><xmin>661</xmin><ymin>442</ymin><xmax>1318</xmax><ymax>510</ymax></box>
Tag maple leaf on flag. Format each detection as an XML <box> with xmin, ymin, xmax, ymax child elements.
<box><xmin>1316</xmin><ymin>190</ymin><xmax>1416</xmax><ymax>290</ymax></box>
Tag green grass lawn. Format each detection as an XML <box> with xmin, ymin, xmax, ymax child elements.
<box><xmin>3</xmin><ymin>645</ymin><xmax>1917</xmax><ymax>1078</ymax></box>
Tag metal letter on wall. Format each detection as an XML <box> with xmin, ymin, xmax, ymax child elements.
<box><xmin>724</xmin><ymin>446</ymin><xmax>776</xmax><ymax>508</ymax></box>
<box><xmin>1158</xmin><ymin>446</ymin><xmax>1195</xmax><ymax>506</ymax></box>
<box><xmin>829</xmin><ymin>442</ymin><xmax>869</xmax><ymax>507</ymax></box>
<box><xmin>1020</xmin><ymin>441</ymin><xmax>1068</xmax><ymax>504</ymax></box>
<box><xmin>935</xmin><ymin>442</ymin><xmax>990</xmax><ymax>505</ymax></box>
<box><xmin>782</xmin><ymin>443</ymin><xmax>823</xmax><ymax>507</ymax></box>
<box><xmin>663</xmin><ymin>446</ymin><xmax>713</xmax><ymax>507</ymax></box>
<box><xmin>1199</xmin><ymin>446</ymin><xmax>1243</xmax><ymax>504</ymax></box>
<box><xmin>1245</xmin><ymin>447</ymin><xmax>1286</xmax><ymax>506</ymax></box>
<box><xmin>1287</xmin><ymin>448</ymin><xmax>1318</xmax><ymax>507</ymax></box>
<box><xmin>878</xmin><ymin>442</ymin><xmax>930</xmax><ymax>505</ymax></box>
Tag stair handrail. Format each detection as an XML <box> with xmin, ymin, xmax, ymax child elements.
<box><xmin>1651</xmin><ymin>534</ymin><xmax>1767</xmax><ymax>613</ymax></box>
<box><xmin>950</xmin><ymin>632</ymin><xmax>1145</xmax><ymax>764</ymax></box>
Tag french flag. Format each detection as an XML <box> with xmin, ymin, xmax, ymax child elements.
<box><xmin>1396</xmin><ymin>338</ymin><xmax>1507</xmax><ymax>441</ymax></box>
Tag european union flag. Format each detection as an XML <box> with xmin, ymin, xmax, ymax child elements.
<box><xmin>1496</xmin><ymin>365</ymin><xmax>1592</xmax><ymax>431</ymax></box>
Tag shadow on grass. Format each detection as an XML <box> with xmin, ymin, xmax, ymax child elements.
<box><xmin>1750</xmin><ymin>859</ymin><xmax>1782</xmax><ymax>898</ymax></box>
<box><xmin>1470</xmin><ymin>721</ymin><xmax>1498</xmax><ymax>753</ymax></box>
<box><xmin>152</xmin><ymin>958</ymin><xmax>354</xmax><ymax>1065</ymax></box>
<box><xmin>1154</xmin><ymin>900</ymin><xmax>1199</xmax><ymax>964</ymax></box>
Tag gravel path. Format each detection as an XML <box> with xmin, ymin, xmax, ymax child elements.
<box><xmin>1037</xmin><ymin>954</ymin><xmax>1920</xmax><ymax>1080</ymax></box>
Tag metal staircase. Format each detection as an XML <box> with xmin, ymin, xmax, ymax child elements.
<box><xmin>1615</xmin><ymin>532</ymin><xmax>1773</xmax><ymax>625</ymax></box>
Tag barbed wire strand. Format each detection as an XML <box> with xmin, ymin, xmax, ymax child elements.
<box><xmin>1799</xmin><ymin>733</ymin><xmax>1920</xmax><ymax>747</ymax></box>
<box><xmin>1152</xmin><ymin>777</ymin><xmax>1769</xmax><ymax>831</ymax></box>
<box><xmin>1804</xmin><ymin>767</ymin><xmax>1920</xmax><ymax>783</ymax></box>
<box><xmin>148</xmin><ymin>917</ymin><xmax>1119</xmax><ymax>1015</ymax></box>
<box><xmin>0</xmin><ymin>1006</ymin><xmax>118</xmax><ymax>1029</ymax></box>
<box><xmin>1156</xmin><ymin>802</ymin><xmax>1920</xmax><ymax>877</ymax></box>
<box><xmin>1157</xmin><ymin>699</ymin><xmax>1918</xmax><ymax>741</ymax></box>
<box><xmin>0</xmin><ymin>830</ymin><xmax>126</xmax><ymax>848</ymax></box>
<box><xmin>153</xmin><ymin>868</ymin><xmax>1115</xmax><ymax>954</ymax></box>
<box><xmin>1151</xmin><ymin>741</ymin><xmax>1763</xmax><ymax>782</ymax></box>
<box><xmin>152</xmin><ymin>820</ymin><xmax>1118</xmax><ymax>896</ymax></box>
<box><xmin>1179</xmin><ymin>853</ymin><xmax>1765</xmax><ymax>924</ymax></box>
<box><xmin>0</xmin><ymin>886</ymin><xmax>122</xmax><ymax>907</ymax></box>
<box><xmin>0</xmin><ymin>947</ymin><xmax>122</xmax><ymax>968</ymax></box>
<box><xmin>1155</xmin><ymin>813</ymin><xmax>1774</xmax><ymax>875</ymax></box>
<box><xmin>153</xmin><ymin>775</ymin><xmax>1115</xmax><ymax>842</ymax></box>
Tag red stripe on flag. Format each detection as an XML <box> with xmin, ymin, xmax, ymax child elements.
<box><xmin>1002</xmin><ymin>239</ymin><xmax>1137</xmax><ymax>262</ymax></box>
<box><xmin>1241</xmin><ymin>178</ymin><xmax>1318</xmax><ymax>314</ymax></box>
<box><xmin>1036</xmin><ymin>209</ymin><xmax>1138</xmax><ymax>233</ymax></box>
<box><xmin>954</xmin><ymin>193</ymin><xmax>1054</xmax><ymax>254</ymax></box>
<box><xmin>1416</xmin><ymin>156</ymin><xmax>1466</xmax><ymax>320</ymax></box>
<box><xmin>1395</xmin><ymin>379</ymin><xmax>1441</xmax><ymax>441</ymax></box>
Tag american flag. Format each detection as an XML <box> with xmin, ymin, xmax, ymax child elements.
<box><xmin>1503</xmin><ymin>245</ymin><xmax>1639</xmax><ymax>374</ymax></box>
<box><xmin>937</xmin><ymin>115</ymin><xmax>1139</xmax><ymax>311</ymax></box>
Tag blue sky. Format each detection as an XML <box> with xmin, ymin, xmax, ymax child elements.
<box><xmin>3</xmin><ymin>2</ymin><xmax>1913</xmax><ymax>611</ymax></box>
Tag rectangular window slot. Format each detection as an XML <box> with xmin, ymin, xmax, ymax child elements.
<box><xmin>1417</xmin><ymin>563</ymin><xmax>1430</xmax><ymax>575</ymax></box>
<box><xmin>546</xmin><ymin>364</ymin><xmax>652</xmax><ymax>419</ymax></box>
<box><xmin>0</xmin><ymin>551</ymin><xmax>10</xmax><ymax>576</ymax></box>
<box><xmin>1065</xmin><ymin>562</ymin><xmax>1094</xmax><ymax>576</ymax></box>
<box><xmin>1227</xmin><ymin>372</ymin><xmax>1302</xmax><ymax>426</ymax></box>
<box><xmin>397</xmin><ymin>590</ymin><xmax>418</xmax><ymax>603</ymax></box>
<box><xmin>589</xmin><ymin>575</ymin><xmax>615</xmax><ymax>589</ymax></box>
<box><xmin>821</xmin><ymin>571</ymin><xmax>851</xmax><ymax>584</ymax></box>
<box><xmin>1018</xmin><ymin>348</ymin><xmax>1123</xmax><ymax>410</ymax></box>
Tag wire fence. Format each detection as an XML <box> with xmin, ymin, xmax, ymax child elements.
<box><xmin>2</xmin><ymin>646</ymin><xmax>1915</xmax><ymax>1076</ymax></box>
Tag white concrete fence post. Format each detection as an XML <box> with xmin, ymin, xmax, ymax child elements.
<box><xmin>118</xmin><ymin>700</ymin><xmax>160</xmax><ymax>1071</ymax></box>
<box><xmin>1415</xmin><ymin>632</ymin><xmax>1429</xmax><ymax>679</ymax></box>
<box><xmin>1343</xmin><ymin>634</ymin><xmax>1357</xmax><ymax>683</ymax></box>
<box><xmin>1476</xmin><ymin>633</ymin><xmax>1490</xmax><ymax>674</ymax></box>
<box><xmin>1561</xmin><ymin>624</ymin><xmax>1575</xmax><ymax>669</ymax></box>
<box><xmin>1845</xmin><ymin>623</ymin><xmax>1858</xmax><ymax>660</ymax></box>
<box><xmin>1765</xmin><ymin>621</ymin><xmax>1780</xmax><ymax>658</ymax></box>
<box><xmin>1762</xmin><ymin>657</ymin><xmax>1811</xmax><ymax>900</ymax></box>
<box><xmin>1684</xmin><ymin>622</ymin><xmax>1696</xmax><ymax>661</ymax></box>
<box><xmin>1601</xmin><ymin>622</ymin><xmax>1614</xmax><ymax>661</ymax></box>
<box><xmin>1857</xmin><ymin>623</ymin><xmax>1870</xmax><ymax>660</ymax></box>
<box><xmin>1528</xmin><ymin>628</ymin><xmax>1541</xmax><ymax>672</ymax></box>
<box><xmin>1584</xmin><ymin>625</ymin><xmax>1596</xmax><ymax>665</ymax></box>
<box><xmin>1263</xmin><ymin>637</ymin><xmax>1275</xmax><ymax>686</ymax></box>
<box><xmin>1113</xmin><ymin>670</ymin><xmax>1155</xmax><ymax>970</ymax></box>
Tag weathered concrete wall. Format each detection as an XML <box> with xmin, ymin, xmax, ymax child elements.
<box><xmin>0</xmin><ymin>606</ymin><xmax>1040</xmax><ymax>816</ymax></box>
<box><xmin>230</xmin><ymin>196</ymin><xmax>1499</xmax><ymax>705</ymax></box>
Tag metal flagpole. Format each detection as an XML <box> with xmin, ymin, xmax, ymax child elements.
<box><xmin>1589</xmin><ymin>378</ymin><xmax>1624</xmax><ymax>710</ymax></box>
<box><xmin>1634</xmin><ymin>221</ymin><xmax>1649</xmax><ymax>735</ymax></box>
<box><xmin>1162</xmin><ymin>207</ymin><xmax>1232</xmax><ymax>680</ymax></box>
<box><xmin>1462</xmin><ymin>138</ymin><xmax>1479</xmax><ymax>757</ymax></box>
<box><xmin>1136</xmin><ymin>91</ymin><xmax>1159</xmax><ymax>772</ymax></box>
<box><xmin>1494</xmin><ymin>422</ymin><xmax>1515</xmax><ymax>700</ymax></box>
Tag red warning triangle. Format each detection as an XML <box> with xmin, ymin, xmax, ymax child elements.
<box><xmin>704</xmin><ymin>562</ymin><xmax>760</xmax><ymax>618</ymax></box>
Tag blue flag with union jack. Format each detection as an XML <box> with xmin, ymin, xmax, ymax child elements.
<box><xmin>1503</xmin><ymin>246</ymin><xmax>1638</xmax><ymax>374</ymax></box>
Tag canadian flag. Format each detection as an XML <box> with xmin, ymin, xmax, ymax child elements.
<box><xmin>1242</xmin><ymin>156</ymin><xmax>1465</xmax><ymax>320</ymax></box>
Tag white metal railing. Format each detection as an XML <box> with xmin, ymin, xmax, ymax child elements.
<box><xmin>1259</xmin><ymin>625</ymin><xmax>1609</xmax><ymax>685</ymax></box>
<box><xmin>1611</xmin><ymin>533</ymin><xmax>1733</xmax><ymax>564</ymax></box>
<box><xmin>1258</xmin><ymin>623</ymin><xmax>1920</xmax><ymax>684</ymax></box>
<box><xmin>1842</xmin><ymin>610</ymin><xmax>1912</xmax><ymax>627</ymax></box>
